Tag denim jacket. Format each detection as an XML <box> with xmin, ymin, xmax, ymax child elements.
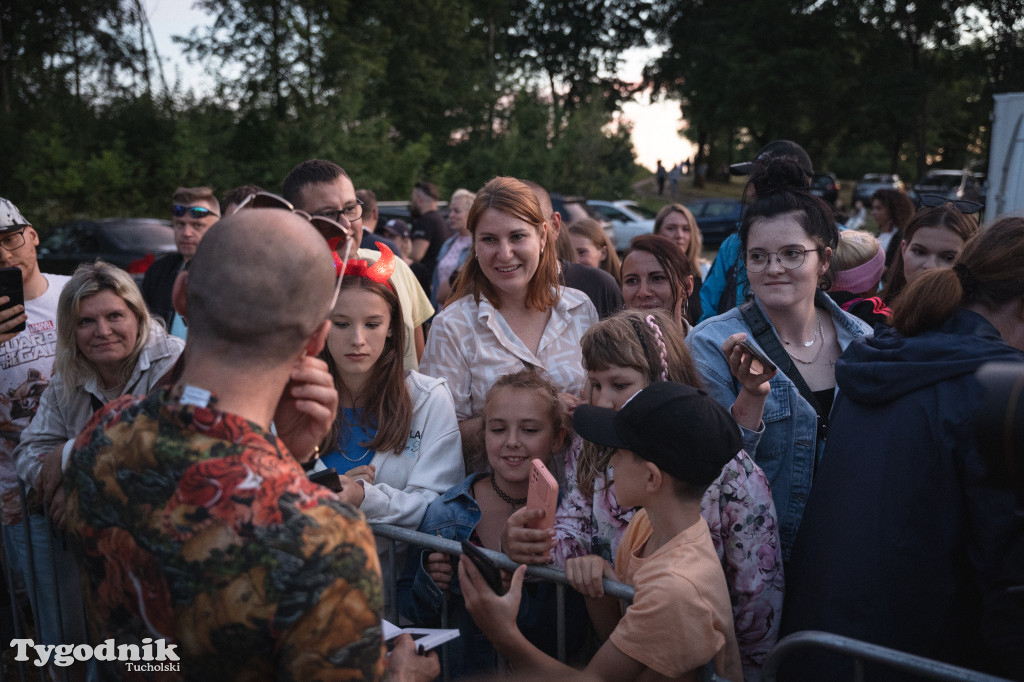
<box><xmin>396</xmin><ymin>474</ymin><xmax>586</xmax><ymax>678</ymax></box>
<box><xmin>687</xmin><ymin>294</ymin><xmax>870</xmax><ymax>560</ymax></box>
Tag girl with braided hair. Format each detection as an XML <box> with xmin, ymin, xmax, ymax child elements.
<box><xmin>502</xmin><ymin>308</ymin><xmax>783</xmax><ymax>681</ymax></box>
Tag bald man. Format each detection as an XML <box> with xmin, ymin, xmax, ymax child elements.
<box><xmin>523</xmin><ymin>181</ymin><xmax>624</xmax><ymax>319</ymax></box>
<box><xmin>62</xmin><ymin>211</ymin><xmax>437</xmax><ymax>680</ymax></box>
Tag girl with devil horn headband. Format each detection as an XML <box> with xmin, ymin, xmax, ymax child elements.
<box><xmin>309</xmin><ymin>242</ymin><xmax>466</xmax><ymax>596</ymax></box>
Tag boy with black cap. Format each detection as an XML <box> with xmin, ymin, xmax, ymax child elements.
<box><xmin>460</xmin><ymin>382</ymin><xmax>744</xmax><ymax>681</ymax></box>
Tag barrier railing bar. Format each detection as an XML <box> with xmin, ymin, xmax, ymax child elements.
<box><xmin>371</xmin><ymin>524</ymin><xmax>635</xmax><ymax>602</ymax></box>
<box><xmin>762</xmin><ymin>631</ymin><xmax>1016</xmax><ymax>682</ymax></box>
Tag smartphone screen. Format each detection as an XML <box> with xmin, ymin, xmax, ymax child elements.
<box><xmin>0</xmin><ymin>267</ymin><xmax>25</xmax><ymax>334</ymax></box>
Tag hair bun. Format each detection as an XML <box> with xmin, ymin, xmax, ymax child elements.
<box><xmin>750</xmin><ymin>157</ymin><xmax>810</xmax><ymax>196</ymax></box>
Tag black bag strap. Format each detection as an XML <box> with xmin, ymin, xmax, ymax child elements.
<box><xmin>738</xmin><ymin>298</ymin><xmax>829</xmax><ymax>442</ymax></box>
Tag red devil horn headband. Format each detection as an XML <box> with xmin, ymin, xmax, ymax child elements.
<box><xmin>336</xmin><ymin>242</ymin><xmax>396</xmax><ymax>289</ymax></box>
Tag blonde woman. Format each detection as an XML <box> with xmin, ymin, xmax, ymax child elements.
<box><xmin>432</xmin><ymin>188</ymin><xmax>476</xmax><ymax>307</ymax></box>
<box><xmin>653</xmin><ymin>203</ymin><xmax>706</xmax><ymax>321</ymax></box>
<box><xmin>568</xmin><ymin>217</ymin><xmax>621</xmax><ymax>283</ymax></box>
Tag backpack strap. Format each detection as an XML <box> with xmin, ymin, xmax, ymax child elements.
<box><xmin>738</xmin><ymin>298</ymin><xmax>829</xmax><ymax>442</ymax></box>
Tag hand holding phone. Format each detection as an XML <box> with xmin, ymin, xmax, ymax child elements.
<box><xmin>460</xmin><ymin>540</ymin><xmax>505</xmax><ymax>595</ymax></box>
<box><xmin>740</xmin><ymin>338</ymin><xmax>777</xmax><ymax>375</ymax></box>
<box><xmin>0</xmin><ymin>267</ymin><xmax>26</xmax><ymax>335</ymax></box>
<box><xmin>524</xmin><ymin>459</ymin><xmax>558</xmax><ymax>532</ymax></box>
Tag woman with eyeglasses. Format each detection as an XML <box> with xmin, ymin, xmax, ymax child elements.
<box><xmin>880</xmin><ymin>203</ymin><xmax>979</xmax><ymax>305</ymax></box>
<box><xmin>686</xmin><ymin>158</ymin><xmax>871</xmax><ymax>561</ymax></box>
<box><xmin>783</xmin><ymin>217</ymin><xmax>1024</xmax><ymax>680</ymax></box>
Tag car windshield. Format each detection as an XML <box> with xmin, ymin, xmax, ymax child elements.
<box><xmin>920</xmin><ymin>174</ymin><xmax>963</xmax><ymax>189</ymax></box>
<box><xmin>627</xmin><ymin>204</ymin><xmax>657</xmax><ymax>219</ymax></box>
<box><xmin>862</xmin><ymin>174</ymin><xmax>890</xmax><ymax>183</ymax></box>
<box><xmin>104</xmin><ymin>222</ymin><xmax>176</xmax><ymax>250</ymax></box>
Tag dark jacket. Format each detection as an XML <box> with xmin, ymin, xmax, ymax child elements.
<box><xmin>141</xmin><ymin>253</ymin><xmax>184</xmax><ymax>328</ymax></box>
<box><xmin>559</xmin><ymin>259</ymin><xmax>624</xmax><ymax>319</ymax></box>
<box><xmin>782</xmin><ymin>310</ymin><xmax>1024</xmax><ymax>680</ymax></box>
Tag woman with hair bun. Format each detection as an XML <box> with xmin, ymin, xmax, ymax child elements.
<box><xmin>686</xmin><ymin>158</ymin><xmax>870</xmax><ymax>561</ymax></box>
<box><xmin>784</xmin><ymin>217</ymin><xmax>1024</xmax><ymax>680</ymax></box>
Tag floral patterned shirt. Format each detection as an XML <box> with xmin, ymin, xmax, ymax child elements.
<box><xmin>64</xmin><ymin>389</ymin><xmax>386</xmax><ymax>681</ymax></box>
<box><xmin>553</xmin><ymin>435</ymin><xmax>784</xmax><ymax>682</ymax></box>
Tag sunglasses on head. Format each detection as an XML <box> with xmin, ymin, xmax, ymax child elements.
<box><xmin>916</xmin><ymin>193</ymin><xmax>983</xmax><ymax>215</ymax></box>
<box><xmin>232</xmin><ymin>191</ymin><xmax>352</xmax><ymax>251</ymax></box>
<box><xmin>172</xmin><ymin>205</ymin><xmax>219</xmax><ymax>219</ymax></box>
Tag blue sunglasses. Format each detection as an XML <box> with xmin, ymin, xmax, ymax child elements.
<box><xmin>172</xmin><ymin>205</ymin><xmax>219</xmax><ymax>219</ymax></box>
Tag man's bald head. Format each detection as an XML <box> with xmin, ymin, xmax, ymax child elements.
<box><xmin>185</xmin><ymin>209</ymin><xmax>336</xmax><ymax>363</ymax></box>
<box><xmin>522</xmin><ymin>179</ymin><xmax>561</xmax><ymax>245</ymax></box>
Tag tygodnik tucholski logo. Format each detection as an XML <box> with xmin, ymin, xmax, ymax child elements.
<box><xmin>9</xmin><ymin>637</ymin><xmax>181</xmax><ymax>671</ymax></box>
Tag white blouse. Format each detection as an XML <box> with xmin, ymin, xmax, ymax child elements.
<box><xmin>420</xmin><ymin>288</ymin><xmax>598</xmax><ymax>419</ymax></box>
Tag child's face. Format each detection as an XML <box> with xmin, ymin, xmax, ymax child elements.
<box><xmin>327</xmin><ymin>287</ymin><xmax>392</xmax><ymax>379</ymax></box>
<box><xmin>609</xmin><ymin>449</ymin><xmax>646</xmax><ymax>508</ymax></box>
<box><xmin>588</xmin><ymin>365</ymin><xmax>648</xmax><ymax>410</ymax></box>
<box><xmin>485</xmin><ymin>387</ymin><xmax>559</xmax><ymax>486</ymax></box>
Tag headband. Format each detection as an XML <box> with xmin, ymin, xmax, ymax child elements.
<box><xmin>833</xmin><ymin>247</ymin><xmax>885</xmax><ymax>294</ymax></box>
<box><xmin>334</xmin><ymin>241</ymin><xmax>396</xmax><ymax>289</ymax></box>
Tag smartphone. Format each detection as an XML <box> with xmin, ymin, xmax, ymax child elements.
<box><xmin>308</xmin><ymin>467</ymin><xmax>343</xmax><ymax>493</ymax></box>
<box><xmin>740</xmin><ymin>338</ymin><xmax>777</xmax><ymax>375</ymax></box>
<box><xmin>525</xmin><ymin>459</ymin><xmax>558</xmax><ymax>532</ymax></box>
<box><xmin>461</xmin><ymin>540</ymin><xmax>505</xmax><ymax>595</ymax></box>
<box><xmin>0</xmin><ymin>267</ymin><xmax>25</xmax><ymax>334</ymax></box>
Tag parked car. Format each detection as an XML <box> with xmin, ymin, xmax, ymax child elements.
<box><xmin>852</xmin><ymin>173</ymin><xmax>904</xmax><ymax>205</ymax></box>
<box><xmin>586</xmin><ymin>200</ymin><xmax>654</xmax><ymax>251</ymax></box>
<box><xmin>685</xmin><ymin>198</ymin><xmax>746</xmax><ymax>248</ymax></box>
<box><xmin>913</xmin><ymin>169</ymin><xmax>985</xmax><ymax>205</ymax></box>
<box><xmin>554</xmin><ymin>194</ymin><xmax>614</xmax><ymax>246</ymax></box>
<box><xmin>376</xmin><ymin>200</ymin><xmax>448</xmax><ymax>226</ymax></box>
<box><xmin>36</xmin><ymin>218</ymin><xmax>176</xmax><ymax>284</ymax></box>
<box><xmin>809</xmin><ymin>172</ymin><xmax>840</xmax><ymax>206</ymax></box>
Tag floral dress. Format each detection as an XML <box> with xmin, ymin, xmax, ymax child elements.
<box><xmin>553</xmin><ymin>434</ymin><xmax>785</xmax><ymax>682</ymax></box>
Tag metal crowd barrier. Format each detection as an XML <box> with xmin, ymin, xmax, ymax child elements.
<box><xmin>761</xmin><ymin>631</ymin><xmax>1016</xmax><ymax>682</ymax></box>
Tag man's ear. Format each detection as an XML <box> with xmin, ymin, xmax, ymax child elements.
<box><xmin>171</xmin><ymin>270</ymin><xmax>189</xmax><ymax>318</ymax></box>
<box><xmin>305</xmin><ymin>319</ymin><xmax>331</xmax><ymax>357</ymax></box>
<box><xmin>550</xmin><ymin>211</ymin><xmax>563</xmax><ymax>239</ymax></box>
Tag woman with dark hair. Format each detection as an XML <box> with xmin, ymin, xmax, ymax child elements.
<box><xmin>880</xmin><ymin>204</ymin><xmax>979</xmax><ymax>304</ymax></box>
<box><xmin>309</xmin><ymin>245</ymin><xmax>465</xmax><ymax>592</ymax></box>
<box><xmin>420</xmin><ymin>177</ymin><xmax>599</xmax><ymax>468</ymax></box>
<box><xmin>620</xmin><ymin>233</ymin><xmax>696</xmax><ymax>330</ymax></box>
<box><xmin>686</xmin><ymin>159</ymin><xmax>871</xmax><ymax>560</ymax></box>
<box><xmin>870</xmin><ymin>188</ymin><xmax>915</xmax><ymax>266</ymax></box>
<box><xmin>783</xmin><ymin>217</ymin><xmax>1024</xmax><ymax>680</ymax></box>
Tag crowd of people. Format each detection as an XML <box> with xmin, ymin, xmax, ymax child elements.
<box><xmin>0</xmin><ymin>139</ymin><xmax>1021</xmax><ymax>681</ymax></box>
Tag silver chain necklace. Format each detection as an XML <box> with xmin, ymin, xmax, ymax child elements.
<box><xmin>783</xmin><ymin>309</ymin><xmax>825</xmax><ymax>365</ymax></box>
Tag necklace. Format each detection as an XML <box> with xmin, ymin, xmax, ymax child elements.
<box><xmin>784</xmin><ymin>309</ymin><xmax>826</xmax><ymax>365</ymax></box>
<box><xmin>342</xmin><ymin>448</ymin><xmax>373</xmax><ymax>463</ymax></box>
<box><xmin>490</xmin><ymin>474</ymin><xmax>526</xmax><ymax>508</ymax></box>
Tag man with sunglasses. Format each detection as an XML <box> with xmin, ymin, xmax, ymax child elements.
<box><xmin>142</xmin><ymin>186</ymin><xmax>220</xmax><ymax>338</ymax></box>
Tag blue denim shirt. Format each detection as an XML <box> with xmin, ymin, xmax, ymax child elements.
<box><xmin>396</xmin><ymin>474</ymin><xmax>586</xmax><ymax>677</ymax></box>
<box><xmin>687</xmin><ymin>294</ymin><xmax>870</xmax><ymax>560</ymax></box>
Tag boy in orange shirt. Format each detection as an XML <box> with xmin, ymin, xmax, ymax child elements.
<box><xmin>460</xmin><ymin>382</ymin><xmax>744</xmax><ymax>681</ymax></box>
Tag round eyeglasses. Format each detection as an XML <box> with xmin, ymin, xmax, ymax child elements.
<box><xmin>745</xmin><ymin>247</ymin><xmax>820</xmax><ymax>273</ymax></box>
<box><xmin>0</xmin><ymin>230</ymin><xmax>27</xmax><ymax>252</ymax></box>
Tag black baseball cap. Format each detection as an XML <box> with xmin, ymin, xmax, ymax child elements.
<box><xmin>730</xmin><ymin>140</ymin><xmax>813</xmax><ymax>178</ymax></box>
<box><xmin>573</xmin><ymin>382</ymin><xmax>741</xmax><ymax>488</ymax></box>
